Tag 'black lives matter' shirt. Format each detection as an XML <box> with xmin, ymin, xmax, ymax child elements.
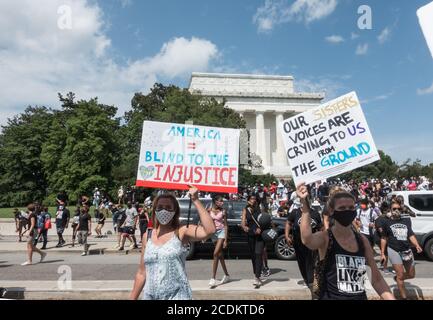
<box><xmin>383</xmin><ymin>218</ymin><xmax>414</xmax><ymax>252</ymax></box>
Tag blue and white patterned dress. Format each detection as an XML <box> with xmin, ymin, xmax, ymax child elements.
<box><xmin>142</xmin><ymin>234</ymin><xmax>192</xmax><ymax>300</ymax></box>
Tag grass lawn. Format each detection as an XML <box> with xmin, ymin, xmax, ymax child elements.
<box><xmin>0</xmin><ymin>207</ymin><xmax>58</xmax><ymax>218</ymax></box>
<box><xmin>0</xmin><ymin>206</ymin><xmax>103</xmax><ymax>218</ymax></box>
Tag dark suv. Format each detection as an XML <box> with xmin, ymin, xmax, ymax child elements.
<box><xmin>178</xmin><ymin>198</ymin><xmax>295</xmax><ymax>260</ymax></box>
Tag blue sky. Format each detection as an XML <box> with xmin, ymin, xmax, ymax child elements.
<box><xmin>1</xmin><ymin>0</ymin><xmax>432</xmax><ymax>164</ymax></box>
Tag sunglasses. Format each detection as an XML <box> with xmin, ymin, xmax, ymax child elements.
<box><xmin>391</xmin><ymin>208</ymin><xmax>400</xmax><ymax>211</ymax></box>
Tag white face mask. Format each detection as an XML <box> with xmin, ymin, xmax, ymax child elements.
<box><xmin>155</xmin><ymin>209</ymin><xmax>175</xmax><ymax>225</ymax></box>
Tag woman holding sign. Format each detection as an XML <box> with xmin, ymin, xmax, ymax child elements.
<box><xmin>297</xmin><ymin>183</ymin><xmax>395</xmax><ymax>300</ymax></box>
<box><xmin>129</xmin><ymin>185</ymin><xmax>215</xmax><ymax>300</ymax></box>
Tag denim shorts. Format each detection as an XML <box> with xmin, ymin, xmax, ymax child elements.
<box><xmin>212</xmin><ymin>229</ymin><xmax>225</xmax><ymax>242</ymax></box>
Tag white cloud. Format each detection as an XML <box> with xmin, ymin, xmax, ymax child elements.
<box><xmin>378</xmin><ymin>27</ymin><xmax>391</xmax><ymax>44</ymax></box>
<box><xmin>119</xmin><ymin>0</ymin><xmax>133</xmax><ymax>8</ymax></box>
<box><xmin>351</xmin><ymin>32</ymin><xmax>359</xmax><ymax>40</ymax></box>
<box><xmin>0</xmin><ymin>0</ymin><xmax>219</xmax><ymax>125</ymax></box>
<box><xmin>417</xmin><ymin>82</ymin><xmax>433</xmax><ymax>95</ymax></box>
<box><xmin>325</xmin><ymin>35</ymin><xmax>344</xmax><ymax>44</ymax></box>
<box><xmin>356</xmin><ymin>43</ymin><xmax>369</xmax><ymax>55</ymax></box>
<box><xmin>253</xmin><ymin>0</ymin><xmax>338</xmax><ymax>32</ymax></box>
<box><xmin>361</xmin><ymin>92</ymin><xmax>393</xmax><ymax>104</ymax></box>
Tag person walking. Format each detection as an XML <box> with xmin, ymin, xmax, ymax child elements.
<box><xmin>70</xmin><ymin>208</ymin><xmax>80</xmax><ymax>247</ymax></box>
<box><xmin>285</xmin><ymin>201</ymin><xmax>322</xmax><ymax>289</ymax></box>
<box><xmin>76</xmin><ymin>206</ymin><xmax>92</xmax><ymax>256</ymax></box>
<box><xmin>129</xmin><ymin>186</ymin><xmax>215</xmax><ymax>300</ymax></box>
<box><xmin>36</xmin><ymin>207</ymin><xmax>51</xmax><ymax>250</ymax></box>
<box><xmin>208</xmin><ymin>195</ymin><xmax>230</xmax><ymax>288</ymax></box>
<box><xmin>94</xmin><ymin>208</ymin><xmax>106</xmax><ymax>238</ymax></box>
<box><xmin>241</xmin><ymin>195</ymin><xmax>264</xmax><ymax>288</ymax></box>
<box><xmin>55</xmin><ymin>201</ymin><xmax>70</xmax><ymax>247</ymax></box>
<box><xmin>14</xmin><ymin>208</ymin><xmax>28</xmax><ymax>242</ymax></box>
<box><xmin>355</xmin><ymin>198</ymin><xmax>378</xmax><ymax>248</ymax></box>
<box><xmin>21</xmin><ymin>204</ymin><xmax>47</xmax><ymax>266</ymax></box>
<box><xmin>381</xmin><ymin>201</ymin><xmax>423</xmax><ymax>299</ymax></box>
<box><xmin>119</xmin><ymin>202</ymin><xmax>138</xmax><ymax>250</ymax></box>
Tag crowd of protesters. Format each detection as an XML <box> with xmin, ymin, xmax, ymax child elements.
<box><xmin>11</xmin><ymin>176</ymin><xmax>432</xmax><ymax>300</ymax></box>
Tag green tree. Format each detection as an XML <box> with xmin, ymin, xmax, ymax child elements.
<box><xmin>0</xmin><ymin>107</ymin><xmax>54</xmax><ymax>206</ymax></box>
<box><xmin>337</xmin><ymin>150</ymin><xmax>399</xmax><ymax>181</ymax></box>
<box><xmin>41</xmin><ymin>94</ymin><xmax>120</xmax><ymax>202</ymax></box>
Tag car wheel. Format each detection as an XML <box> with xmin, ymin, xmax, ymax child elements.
<box><xmin>424</xmin><ymin>238</ymin><xmax>433</xmax><ymax>262</ymax></box>
<box><xmin>185</xmin><ymin>241</ymin><xmax>195</xmax><ymax>260</ymax></box>
<box><xmin>274</xmin><ymin>235</ymin><xmax>296</xmax><ymax>260</ymax></box>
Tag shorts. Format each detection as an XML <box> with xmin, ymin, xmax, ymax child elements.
<box><xmin>388</xmin><ymin>247</ymin><xmax>415</xmax><ymax>267</ymax></box>
<box><xmin>122</xmin><ymin>227</ymin><xmax>135</xmax><ymax>236</ymax></box>
<box><xmin>56</xmin><ymin>221</ymin><xmax>65</xmax><ymax>234</ymax></box>
<box><xmin>77</xmin><ymin>231</ymin><xmax>88</xmax><ymax>245</ymax></box>
<box><xmin>27</xmin><ymin>231</ymin><xmax>38</xmax><ymax>244</ymax></box>
<box><xmin>211</xmin><ymin>229</ymin><xmax>226</xmax><ymax>242</ymax></box>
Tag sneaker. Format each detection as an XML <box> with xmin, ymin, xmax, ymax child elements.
<box><xmin>253</xmin><ymin>278</ymin><xmax>262</xmax><ymax>288</ymax></box>
<box><xmin>81</xmin><ymin>252</ymin><xmax>87</xmax><ymax>256</ymax></box>
<box><xmin>209</xmin><ymin>278</ymin><xmax>217</xmax><ymax>288</ymax></box>
<box><xmin>21</xmin><ymin>261</ymin><xmax>32</xmax><ymax>266</ymax></box>
<box><xmin>383</xmin><ymin>269</ymin><xmax>392</xmax><ymax>275</ymax></box>
<box><xmin>40</xmin><ymin>252</ymin><xmax>47</xmax><ymax>263</ymax></box>
<box><xmin>219</xmin><ymin>275</ymin><xmax>230</xmax><ymax>285</ymax></box>
<box><xmin>262</xmin><ymin>267</ymin><xmax>271</xmax><ymax>277</ymax></box>
<box><xmin>118</xmin><ymin>247</ymin><xmax>124</xmax><ymax>251</ymax></box>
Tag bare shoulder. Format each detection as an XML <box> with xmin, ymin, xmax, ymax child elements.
<box><xmin>179</xmin><ymin>225</ymin><xmax>188</xmax><ymax>242</ymax></box>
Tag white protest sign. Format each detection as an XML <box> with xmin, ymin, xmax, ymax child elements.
<box><xmin>280</xmin><ymin>92</ymin><xmax>380</xmax><ymax>186</ymax></box>
<box><xmin>136</xmin><ymin>121</ymin><xmax>240</xmax><ymax>193</ymax></box>
<box><xmin>417</xmin><ymin>1</ymin><xmax>433</xmax><ymax>59</ymax></box>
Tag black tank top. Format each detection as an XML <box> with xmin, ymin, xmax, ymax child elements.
<box><xmin>321</xmin><ymin>230</ymin><xmax>368</xmax><ymax>300</ymax></box>
<box><xmin>245</xmin><ymin>205</ymin><xmax>259</xmax><ymax>237</ymax></box>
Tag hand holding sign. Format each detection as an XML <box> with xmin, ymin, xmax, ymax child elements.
<box><xmin>188</xmin><ymin>185</ymin><xmax>199</xmax><ymax>201</ymax></box>
<box><xmin>296</xmin><ymin>183</ymin><xmax>309</xmax><ymax>200</ymax></box>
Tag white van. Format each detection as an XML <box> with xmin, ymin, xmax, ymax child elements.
<box><xmin>387</xmin><ymin>191</ymin><xmax>433</xmax><ymax>261</ymax></box>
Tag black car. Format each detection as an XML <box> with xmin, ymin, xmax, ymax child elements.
<box><xmin>177</xmin><ymin>198</ymin><xmax>295</xmax><ymax>260</ymax></box>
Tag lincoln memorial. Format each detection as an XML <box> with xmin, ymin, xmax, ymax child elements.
<box><xmin>189</xmin><ymin>72</ymin><xmax>324</xmax><ymax>178</ymax></box>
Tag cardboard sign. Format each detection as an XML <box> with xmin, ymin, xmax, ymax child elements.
<box><xmin>418</xmin><ymin>1</ymin><xmax>433</xmax><ymax>59</ymax></box>
<box><xmin>136</xmin><ymin>121</ymin><xmax>240</xmax><ymax>193</ymax></box>
<box><xmin>280</xmin><ymin>92</ymin><xmax>380</xmax><ymax>186</ymax></box>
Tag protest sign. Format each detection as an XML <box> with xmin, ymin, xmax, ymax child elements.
<box><xmin>417</xmin><ymin>1</ymin><xmax>433</xmax><ymax>59</ymax></box>
<box><xmin>280</xmin><ymin>92</ymin><xmax>380</xmax><ymax>186</ymax></box>
<box><xmin>136</xmin><ymin>121</ymin><xmax>240</xmax><ymax>193</ymax></box>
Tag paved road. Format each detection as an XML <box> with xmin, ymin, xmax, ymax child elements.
<box><xmin>2</xmin><ymin>252</ymin><xmax>433</xmax><ymax>282</ymax></box>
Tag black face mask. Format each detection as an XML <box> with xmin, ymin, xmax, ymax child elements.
<box><xmin>333</xmin><ymin>210</ymin><xmax>357</xmax><ymax>227</ymax></box>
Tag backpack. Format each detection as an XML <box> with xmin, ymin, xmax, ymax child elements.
<box><xmin>44</xmin><ymin>213</ymin><xmax>52</xmax><ymax>229</ymax></box>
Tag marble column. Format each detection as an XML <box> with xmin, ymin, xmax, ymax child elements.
<box><xmin>255</xmin><ymin>111</ymin><xmax>267</xmax><ymax>167</ymax></box>
<box><xmin>275</xmin><ymin>112</ymin><xmax>287</xmax><ymax>166</ymax></box>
